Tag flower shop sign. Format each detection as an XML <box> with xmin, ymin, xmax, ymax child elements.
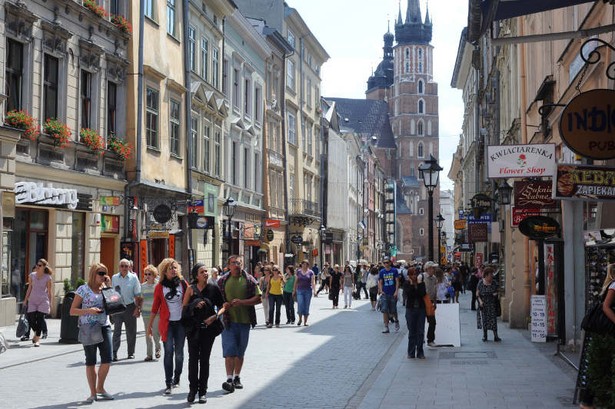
<box><xmin>487</xmin><ymin>144</ymin><xmax>555</xmax><ymax>178</ymax></box>
<box><xmin>15</xmin><ymin>181</ymin><xmax>78</xmax><ymax>209</ymax></box>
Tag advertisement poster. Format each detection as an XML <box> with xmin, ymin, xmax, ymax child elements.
<box><xmin>531</xmin><ymin>295</ymin><xmax>547</xmax><ymax>343</ymax></box>
<box><xmin>545</xmin><ymin>243</ymin><xmax>557</xmax><ymax>337</ymax></box>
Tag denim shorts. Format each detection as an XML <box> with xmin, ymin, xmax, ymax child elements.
<box><xmin>221</xmin><ymin>322</ymin><xmax>251</xmax><ymax>358</ymax></box>
<box><xmin>380</xmin><ymin>294</ymin><xmax>398</xmax><ymax>315</ymax></box>
<box><xmin>83</xmin><ymin>325</ymin><xmax>112</xmax><ymax>366</ymax></box>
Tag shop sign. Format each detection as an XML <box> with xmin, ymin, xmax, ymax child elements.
<box><xmin>149</xmin><ymin>230</ymin><xmax>170</xmax><ymax>239</ymax></box>
<box><xmin>15</xmin><ymin>181</ymin><xmax>79</xmax><ymax>210</ymax></box>
<box><xmin>468</xmin><ymin>223</ymin><xmax>488</xmax><ymax>242</ymax></box>
<box><xmin>454</xmin><ymin>219</ymin><xmax>467</xmax><ymax>230</ymax></box>
<box><xmin>265</xmin><ymin>219</ymin><xmax>281</xmax><ymax>228</ymax></box>
<box><xmin>511</xmin><ymin>207</ymin><xmax>541</xmax><ymax>228</ymax></box>
<box><xmin>101</xmin><ymin>215</ymin><xmax>120</xmax><ymax>234</ymax></box>
<box><xmin>100</xmin><ymin>196</ymin><xmax>121</xmax><ymax>206</ymax></box>
<box><xmin>187</xmin><ymin>199</ymin><xmax>204</xmax><ymax>215</ymax></box>
<box><xmin>514</xmin><ymin>181</ymin><xmax>556</xmax><ymax>209</ymax></box>
<box><xmin>554</xmin><ymin>164</ymin><xmax>615</xmax><ymax>201</ymax></box>
<box><xmin>291</xmin><ymin>235</ymin><xmax>303</xmax><ymax>244</ymax></box>
<box><xmin>559</xmin><ymin>89</ymin><xmax>615</xmax><ymax>160</ymax></box>
<box><xmin>487</xmin><ymin>144</ymin><xmax>555</xmax><ymax>178</ymax></box>
<box><xmin>153</xmin><ymin>204</ymin><xmax>172</xmax><ymax>223</ymax></box>
<box><xmin>266</xmin><ymin>229</ymin><xmax>274</xmax><ymax>242</ymax></box>
<box><xmin>518</xmin><ymin>216</ymin><xmax>560</xmax><ymax>240</ymax></box>
<box><xmin>458</xmin><ymin>243</ymin><xmax>473</xmax><ymax>252</ymax></box>
<box><xmin>188</xmin><ymin>214</ymin><xmax>214</xmax><ymax>229</ymax></box>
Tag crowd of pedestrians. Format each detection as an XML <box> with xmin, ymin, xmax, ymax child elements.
<box><xmin>22</xmin><ymin>253</ymin><xmax>501</xmax><ymax>404</ymax></box>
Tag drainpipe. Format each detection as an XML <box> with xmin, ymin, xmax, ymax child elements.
<box><xmin>281</xmin><ymin>47</ymin><xmax>294</xmax><ymax>265</ymax></box>
<box><xmin>125</xmin><ymin>0</ymin><xmax>146</xmax><ymax>242</ymax></box>
<box><xmin>183</xmin><ymin>0</ymin><xmax>193</xmax><ymax>270</ymax></box>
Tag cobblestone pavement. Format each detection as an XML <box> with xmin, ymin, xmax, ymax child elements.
<box><xmin>0</xmin><ymin>291</ymin><xmax>580</xmax><ymax>409</ymax></box>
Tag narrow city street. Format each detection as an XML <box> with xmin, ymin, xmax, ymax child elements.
<box><xmin>0</xmin><ymin>292</ymin><xmax>579</xmax><ymax>409</ymax></box>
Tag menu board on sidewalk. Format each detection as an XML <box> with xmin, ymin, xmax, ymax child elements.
<box><xmin>531</xmin><ymin>295</ymin><xmax>547</xmax><ymax>343</ymax></box>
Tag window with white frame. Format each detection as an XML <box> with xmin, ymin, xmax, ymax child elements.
<box><xmin>170</xmin><ymin>98</ymin><xmax>181</xmax><ymax>156</ymax></box>
<box><xmin>167</xmin><ymin>0</ymin><xmax>176</xmax><ymax>36</ymax></box>
<box><xmin>306</xmin><ymin>78</ymin><xmax>312</xmax><ymax>108</ymax></box>
<box><xmin>418</xmin><ymin>79</ymin><xmax>424</xmax><ymax>94</ymax></box>
<box><xmin>222</xmin><ymin>59</ymin><xmax>228</xmax><ymax>95</ymax></box>
<box><xmin>203</xmin><ymin>122</ymin><xmax>211</xmax><ymax>173</ymax></box>
<box><xmin>146</xmin><ymin>87</ymin><xmax>159</xmax><ymax>148</ymax></box>
<box><xmin>107</xmin><ymin>81</ymin><xmax>117</xmax><ymax>136</ymax></box>
<box><xmin>287</xmin><ymin>29</ymin><xmax>295</xmax><ymax>49</ymax></box>
<box><xmin>419</xmin><ymin>227</ymin><xmax>424</xmax><ymax>235</ymax></box>
<box><xmin>244</xmin><ymin>77</ymin><xmax>252</xmax><ymax>116</ymax></box>
<box><xmin>254</xmin><ymin>86</ymin><xmax>262</xmax><ymax>123</ymax></box>
<box><xmin>232</xmin><ymin>68</ymin><xmax>240</xmax><ymax>109</ymax></box>
<box><xmin>254</xmin><ymin>152</ymin><xmax>260</xmax><ymax>192</ymax></box>
<box><xmin>214</xmin><ymin>127</ymin><xmax>221</xmax><ymax>176</ymax></box>
<box><xmin>212</xmin><ymin>47</ymin><xmax>219</xmax><ymax>89</ymax></box>
<box><xmin>43</xmin><ymin>54</ymin><xmax>60</xmax><ymax>120</ymax></box>
<box><xmin>417</xmin><ymin>48</ymin><xmax>423</xmax><ymax>73</ymax></box>
<box><xmin>201</xmin><ymin>37</ymin><xmax>208</xmax><ymax>81</ymax></box>
<box><xmin>301</xmin><ymin>117</ymin><xmax>306</xmax><ymax>153</ymax></box>
<box><xmin>80</xmin><ymin>69</ymin><xmax>93</xmax><ymax>129</ymax></box>
<box><xmin>418</xmin><ymin>142</ymin><xmax>424</xmax><ymax>158</ymax></box>
<box><xmin>144</xmin><ymin>0</ymin><xmax>155</xmax><ymax>20</ymax></box>
<box><xmin>307</xmin><ymin>122</ymin><xmax>313</xmax><ymax>156</ymax></box>
<box><xmin>418</xmin><ymin>120</ymin><xmax>424</xmax><ymax>136</ymax></box>
<box><xmin>288</xmin><ymin>113</ymin><xmax>297</xmax><ymax>145</ymax></box>
<box><xmin>286</xmin><ymin>59</ymin><xmax>295</xmax><ymax>91</ymax></box>
<box><xmin>418</xmin><ymin>99</ymin><xmax>424</xmax><ymax>114</ymax></box>
<box><xmin>231</xmin><ymin>141</ymin><xmax>238</xmax><ymax>185</ymax></box>
<box><xmin>6</xmin><ymin>38</ymin><xmax>24</xmax><ymax>112</ymax></box>
<box><xmin>189</xmin><ymin>27</ymin><xmax>196</xmax><ymax>72</ymax></box>
<box><xmin>191</xmin><ymin>116</ymin><xmax>198</xmax><ymax>167</ymax></box>
<box><xmin>243</xmin><ymin>146</ymin><xmax>250</xmax><ymax>189</ymax></box>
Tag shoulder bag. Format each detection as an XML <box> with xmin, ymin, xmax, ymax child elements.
<box><xmin>78</xmin><ymin>322</ymin><xmax>104</xmax><ymax>346</ymax></box>
<box><xmin>581</xmin><ymin>300</ymin><xmax>615</xmax><ymax>337</ymax></box>
<box><xmin>423</xmin><ymin>294</ymin><xmax>435</xmax><ymax>317</ymax></box>
<box><xmin>102</xmin><ymin>286</ymin><xmax>126</xmax><ymax>316</ymax></box>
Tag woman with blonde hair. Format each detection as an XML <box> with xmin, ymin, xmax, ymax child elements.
<box><xmin>141</xmin><ymin>264</ymin><xmax>161</xmax><ymax>361</ymax></box>
<box><xmin>23</xmin><ymin>258</ymin><xmax>53</xmax><ymax>347</ymax></box>
<box><xmin>70</xmin><ymin>263</ymin><xmax>114</xmax><ymax>402</ymax></box>
<box><xmin>148</xmin><ymin>258</ymin><xmax>189</xmax><ymax>395</ymax></box>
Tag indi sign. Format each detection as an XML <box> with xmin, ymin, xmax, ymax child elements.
<box><xmin>487</xmin><ymin>144</ymin><xmax>555</xmax><ymax>178</ymax></box>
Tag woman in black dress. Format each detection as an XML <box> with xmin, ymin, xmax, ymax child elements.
<box><xmin>328</xmin><ymin>264</ymin><xmax>342</xmax><ymax>309</ymax></box>
<box><xmin>402</xmin><ymin>267</ymin><xmax>427</xmax><ymax>359</ymax></box>
<box><xmin>476</xmin><ymin>266</ymin><xmax>501</xmax><ymax>342</ymax></box>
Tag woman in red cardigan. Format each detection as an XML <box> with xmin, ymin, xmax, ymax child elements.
<box><xmin>147</xmin><ymin>258</ymin><xmax>188</xmax><ymax>395</ymax></box>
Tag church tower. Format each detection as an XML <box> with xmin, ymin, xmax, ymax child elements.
<box><xmin>368</xmin><ymin>1</ymin><xmax>440</xmax><ymax>262</ymax></box>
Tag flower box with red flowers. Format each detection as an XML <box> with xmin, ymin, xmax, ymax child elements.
<box><xmin>107</xmin><ymin>136</ymin><xmax>132</xmax><ymax>160</ymax></box>
<box><xmin>42</xmin><ymin>118</ymin><xmax>71</xmax><ymax>148</ymax></box>
<box><xmin>4</xmin><ymin>110</ymin><xmax>39</xmax><ymax>140</ymax></box>
<box><xmin>83</xmin><ymin>0</ymin><xmax>108</xmax><ymax>18</ymax></box>
<box><xmin>80</xmin><ymin>128</ymin><xmax>105</xmax><ymax>153</ymax></box>
<box><xmin>111</xmin><ymin>15</ymin><xmax>132</xmax><ymax>34</ymax></box>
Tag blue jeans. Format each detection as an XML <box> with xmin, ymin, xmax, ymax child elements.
<box><xmin>163</xmin><ymin>320</ymin><xmax>186</xmax><ymax>386</ymax></box>
<box><xmin>221</xmin><ymin>322</ymin><xmax>251</xmax><ymax>357</ymax></box>
<box><xmin>268</xmin><ymin>293</ymin><xmax>283</xmax><ymax>325</ymax></box>
<box><xmin>296</xmin><ymin>288</ymin><xmax>312</xmax><ymax>316</ymax></box>
<box><xmin>405</xmin><ymin>308</ymin><xmax>426</xmax><ymax>356</ymax></box>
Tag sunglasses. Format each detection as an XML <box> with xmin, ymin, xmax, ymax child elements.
<box><xmin>96</xmin><ymin>271</ymin><xmax>106</xmax><ymax>276</ymax></box>
<box><xmin>37</xmin><ymin>263</ymin><xmax>44</xmax><ymax>267</ymax></box>
<box><xmin>144</xmin><ymin>273</ymin><xmax>153</xmax><ymax>276</ymax></box>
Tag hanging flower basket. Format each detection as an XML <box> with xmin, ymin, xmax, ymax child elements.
<box><xmin>111</xmin><ymin>15</ymin><xmax>132</xmax><ymax>34</ymax></box>
<box><xmin>107</xmin><ymin>136</ymin><xmax>132</xmax><ymax>160</ymax></box>
<box><xmin>83</xmin><ymin>0</ymin><xmax>108</xmax><ymax>18</ymax></box>
<box><xmin>80</xmin><ymin>128</ymin><xmax>105</xmax><ymax>153</ymax></box>
<box><xmin>42</xmin><ymin>118</ymin><xmax>71</xmax><ymax>148</ymax></box>
<box><xmin>4</xmin><ymin>110</ymin><xmax>39</xmax><ymax>140</ymax></box>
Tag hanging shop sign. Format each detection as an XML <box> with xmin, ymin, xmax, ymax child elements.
<box><xmin>511</xmin><ymin>207</ymin><xmax>541</xmax><ymax>228</ymax></box>
<box><xmin>153</xmin><ymin>204</ymin><xmax>172</xmax><ymax>223</ymax></box>
<box><xmin>188</xmin><ymin>214</ymin><xmax>214</xmax><ymax>229</ymax></box>
<box><xmin>266</xmin><ymin>229</ymin><xmax>274</xmax><ymax>242</ymax></box>
<box><xmin>101</xmin><ymin>215</ymin><xmax>120</xmax><ymax>234</ymax></box>
<box><xmin>100</xmin><ymin>196</ymin><xmax>121</xmax><ymax>206</ymax></box>
<box><xmin>468</xmin><ymin>223</ymin><xmax>489</xmax><ymax>242</ymax></box>
<box><xmin>559</xmin><ymin>89</ymin><xmax>615</xmax><ymax>160</ymax></box>
<box><xmin>291</xmin><ymin>235</ymin><xmax>303</xmax><ymax>244</ymax></box>
<box><xmin>487</xmin><ymin>144</ymin><xmax>555</xmax><ymax>178</ymax></box>
<box><xmin>514</xmin><ymin>181</ymin><xmax>556</xmax><ymax>209</ymax></box>
<box><xmin>454</xmin><ymin>219</ymin><xmax>467</xmax><ymax>230</ymax></box>
<box><xmin>554</xmin><ymin>164</ymin><xmax>615</xmax><ymax>201</ymax></box>
<box><xmin>187</xmin><ymin>199</ymin><xmax>204</xmax><ymax>215</ymax></box>
<box><xmin>265</xmin><ymin>219</ymin><xmax>281</xmax><ymax>228</ymax></box>
<box><xmin>518</xmin><ymin>216</ymin><xmax>560</xmax><ymax>240</ymax></box>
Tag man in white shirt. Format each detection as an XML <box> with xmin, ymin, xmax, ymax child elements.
<box><xmin>111</xmin><ymin>258</ymin><xmax>142</xmax><ymax>360</ymax></box>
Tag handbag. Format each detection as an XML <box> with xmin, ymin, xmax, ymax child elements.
<box><xmin>102</xmin><ymin>287</ymin><xmax>126</xmax><ymax>316</ymax></box>
<box><xmin>423</xmin><ymin>294</ymin><xmax>435</xmax><ymax>317</ymax></box>
<box><xmin>581</xmin><ymin>301</ymin><xmax>615</xmax><ymax>336</ymax></box>
<box><xmin>495</xmin><ymin>297</ymin><xmax>502</xmax><ymax>317</ymax></box>
<box><xmin>78</xmin><ymin>322</ymin><xmax>104</xmax><ymax>346</ymax></box>
<box><xmin>16</xmin><ymin>306</ymin><xmax>30</xmax><ymax>338</ymax></box>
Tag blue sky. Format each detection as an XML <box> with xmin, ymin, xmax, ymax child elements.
<box><xmin>292</xmin><ymin>0</ymin><xmax>468</xmax><ymax>189</ymax></box>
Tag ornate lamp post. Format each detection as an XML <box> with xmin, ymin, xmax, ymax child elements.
<box><xmin>498</xmin><ymin>180</ymin><xmax>513</xmax><ymax>205</ymax></box>
<box><xmin>419</xmin><ymin>155</ymin><xmax>443</xmax><ymax>262</ymax></box>
<box><xmin>435</xmin><ymin>213</ymin><xmax>445</xmax><ymax>265</ymax></box>
<box><xmin>222</xmin><ymin>197</ymin><xmax>237</xmax><ymax>263</ymax></box>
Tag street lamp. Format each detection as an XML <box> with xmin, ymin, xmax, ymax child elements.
<box><xmin>419</xmin><ymin>155</ymin><xmax>443</xmax><ymax>261</ymax></box>
<box><xmin>435</xmin><ymin>213</ymin><xmax>445</xmax><ymax>264</ymax></box>
<box><xmin>222</xmin><ymin>197</ymin><xmax>237</xmax><ymax>262</ymax></box>
<box><xmin>498</xmin><ymin>180</ymin><xmax>513</xmax><ymax>205</ymax></box>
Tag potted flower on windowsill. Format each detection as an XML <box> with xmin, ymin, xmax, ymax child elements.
<box><xmin>79</xmin><ymin>128</ymin><xmax>105</xmax><ymax>154</ymax></box>
<box><xmin>4</xmin><ymin>109</ymin><xmax>39</xmax><ymax>140</ymax></box>
<box><xmin>83</xmin><ymin>0</ymin><xmax>107</xmax><ymax>18</ymax></box>
<box><xmin>107</xmin><ymin>135</ymin><xmax>132</xmax><ymax>160</ymax></box>
<box><xmin>111</xmin><ymin>14</ymin><xmax>132</xmax><ymax>34</ymax></box>
<box><xmin>42</xmin><ymin>118</ymin><xmax>71</xmax><ymax>148</ymax></box>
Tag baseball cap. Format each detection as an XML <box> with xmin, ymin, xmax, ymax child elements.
<box><xmin>424</xmin><ymin>261</ymin><xmax>438</xmax><ymax>269</ymax></box>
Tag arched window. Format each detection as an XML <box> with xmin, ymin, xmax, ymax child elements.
<box><xmin>418</xmin><ymin>142</ymin><xmax>424</xmax><ymax>158</ymax></box>
<box><xmin>418</xmin><ymin>99</ymin><xmax>424</xmax><ymax>114</ymax></box>
<box><xmin>405</xmin><ymin>48</ymin><xmax>410</xmax><ymax>59</ymax></box>
<box><xmin>405</xmin><ymin>61</ymin><xmax>409</xmax><ymax>73</ymax></box>
<box><xmin>417</xmin><ymin>48</ymin><xmax>423</xmax><ymax>73</ymax></box>
<box><xmin>418</xmin><ymin>80</ymin><xmax>424</xmax><ymax>94</ymax></box>
<box><xmin>417</xmin><ymin>120</ymin><xmax>424</xmax><ymax>135</ymax></box>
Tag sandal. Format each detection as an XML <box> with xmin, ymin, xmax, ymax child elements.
<box><xmin>96</xmin><ymin>392</ymin><xmax>114</xmax><ymax>401</ymax></box>
<box><xmin>144</xmin><ymin>356</ymin><xmax>153</xmax><ymax>362</ymax></box>
<box><xmin>85</xmin><ymin>395</ymin><xmax>96</xmax><ymax>403</ymax></box>
<box><xmin>155</xmin><ymin>351</ymin><xmax>161</xmax><ymax>359</ymax></box>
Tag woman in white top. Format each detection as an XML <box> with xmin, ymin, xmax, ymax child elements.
<box><xmin>141</xmin><ymin>264</ymin><xmax>161</xmax><ymax>361</ymax></box>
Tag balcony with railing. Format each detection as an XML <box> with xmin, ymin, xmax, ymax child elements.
<box><xmin>289</xmin><ymin>198</ymin><xmax>320</xmax><ymax>226</ymax></box>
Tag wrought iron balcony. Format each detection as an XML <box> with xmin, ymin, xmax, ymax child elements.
<box><xmin>289</xmin><ymin>198</ymin><xmax>321</xmax><ymax>226</ymax></box>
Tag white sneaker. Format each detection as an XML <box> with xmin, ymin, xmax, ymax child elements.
<box><xmin>427</xmin><ymin>341</ymin><xmax>436</xmax><ymax>347</ymax></box>
<box><xmin>394</xmin><ymin>321</ymin><xmax>400</xmax><ymax>332</ymax></box>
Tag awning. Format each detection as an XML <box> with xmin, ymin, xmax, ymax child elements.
<box><xmin>468</xmin><ymin>0</ymin><xmax>596</xmax><ymax>42</ymax></box>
